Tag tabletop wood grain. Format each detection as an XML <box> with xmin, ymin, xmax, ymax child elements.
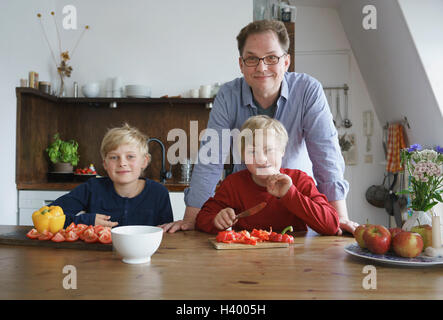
<box><xmin>0</xmin><ymin>225</ymin><xmax>441</xmax><ymax>300</ymax></box>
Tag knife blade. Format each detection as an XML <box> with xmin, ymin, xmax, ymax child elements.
<box><xmin>235</xmin><ymin>202</ymin><xmax>267</xmax><ymax>219</ymax></box>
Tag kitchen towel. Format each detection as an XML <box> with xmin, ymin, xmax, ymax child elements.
<box><xmin>386</xmin><ymin>123</ymin><xmax>406</xmax><ymax>173</ymax></box>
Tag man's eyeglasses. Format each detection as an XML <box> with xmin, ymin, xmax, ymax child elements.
<box><xmin>241</xmin><ymin>54</ymin><xmax>287</xmax><ymax>67</ymax></box>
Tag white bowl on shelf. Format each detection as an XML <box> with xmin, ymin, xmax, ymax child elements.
<box><xmin>125</xmin><ymin>85</ymin><xmax>151</xmax><ymax>98</ymax></box>
<box><xmin>111</xmin><ymin>225</ymin><xmax>163</xmax><ymax>264</ymax></box>
<box><xmin>81</xmin><ymin>83</ymin><xmax>100</xmax><ymax>97</ymax></box>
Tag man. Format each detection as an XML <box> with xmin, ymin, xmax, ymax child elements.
<box><xmin>161</xmin><ymin>20</ymin><xmax>358</xmax><ymax>235</ymax></box>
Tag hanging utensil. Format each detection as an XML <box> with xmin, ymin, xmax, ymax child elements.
<box><xmin>342</xmin><ymin>86</ymin><xmax>352</xmax><ymax>128</ymax></box>
<box><xmin>328</xmin><ymin>89</ymin><xmax>336</xmax><ymax>127</ymax></box>
<box><xmin>335</xmin><ymin>89</ymin><xmax>343</xmax><ymax>128</ymax></box>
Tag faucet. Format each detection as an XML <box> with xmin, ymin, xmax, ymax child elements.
<box><xmin>147</xmin><ymin>138</ymin><xmax>172</xmax><ymax>183</ymax></box>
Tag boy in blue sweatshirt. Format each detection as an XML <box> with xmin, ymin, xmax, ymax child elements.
<box><xmin>51</xmin><ymin>124</ymin><xmax>173</xmax><ymax>227</ymax></box>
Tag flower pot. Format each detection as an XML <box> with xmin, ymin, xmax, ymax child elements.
<box><xmin>52</xmin><ymin>162</ymin><xmax>73</xmax><ymax>173</ymax></box>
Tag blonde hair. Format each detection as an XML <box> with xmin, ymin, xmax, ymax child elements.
<box><xmin>100</xmin><ymin>123</ymin><xmax>149</xmax><ymax>159</ymax></box>
<box><xmin>238</xmin><ymin>115</ymin><xmax>288</xmax><ymax>161</ymax></box>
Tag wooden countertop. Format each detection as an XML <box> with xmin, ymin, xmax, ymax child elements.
<box><xmin>0</xmin><ymin>225</ymin><xmax>442</xmax><ymax>300</ymax></box>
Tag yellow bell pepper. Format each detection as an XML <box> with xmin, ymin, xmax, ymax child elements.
<box><xmin>32</xmin><ymin>205</ymin><xmax>66</xmax><ymax>234</ymax></box>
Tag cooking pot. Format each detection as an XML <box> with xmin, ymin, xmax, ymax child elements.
<box><xmin>365</xmin><ymin>175</ymin><xmax>389</xmax><ymax>208</ymax></box>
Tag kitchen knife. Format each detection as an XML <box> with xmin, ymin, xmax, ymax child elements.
<box><xmin>235</xmin><ymin>202</ymin><xmax>267</xmax><ymax>219</ymax></box>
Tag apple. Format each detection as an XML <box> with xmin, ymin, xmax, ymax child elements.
<box><xmin>389</xmin><ymin>227</ymin><xmax>403</xmax><ymax>239</ymax></box>
<box><xmin>392</xmin><ymin>232</ymin><xmax>424</xmax><ymax>258</ymax></box>
<box><xmin>363</xmin><ymin>225</ymin><xmax>391</xmax><ymax>255</ymax></box>
<box><xmin>354</xmin><ymin>224</ymin><xmax>372</xmax><ymax>248</ymax></box>
<box><xmin>411</xmin><ymin>224</ymin><xmax>432</xmax><ymax>249</ymax></box>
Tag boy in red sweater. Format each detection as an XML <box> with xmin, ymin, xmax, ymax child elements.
<box><xmin>195</xmin><ymin>115</ymin><xmax>339</xmax><ymax>235</ymax></box>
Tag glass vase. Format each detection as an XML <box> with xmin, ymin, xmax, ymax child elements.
<box><xmin>402</xmin><ymin>210</ymin><xmax>432</xmax><ymax>231</ymax></box>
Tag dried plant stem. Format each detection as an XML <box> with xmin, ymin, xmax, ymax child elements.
<box><xmin>70</xmin><ymin>27</ymin><xmax>87</xmax><ymax>58</ymax></box>
<box><xmin>52</xmin><ymin>14</ymin><xmax>62</xmax><ymax>58</ymax></box>
<box><xmin>38</xmin><ymin>19</ymin><xmax>58</xmax><ymax>66</ymax></box>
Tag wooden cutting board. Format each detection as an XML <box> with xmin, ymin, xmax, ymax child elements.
<box><xmin>0</xmin><ymin>226</ymin><xmax>112</xmax><ymax>251</ymax></box>
<box><xmin>209</xmin><ymin>238</ymin><xmax>289</xmax><ymax>250</ymax></box>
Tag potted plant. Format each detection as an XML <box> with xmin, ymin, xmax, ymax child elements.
<box><xmin>46</xmin><ymin>133</ymin><xmax>80</xmax><ymax>173</ymax></box>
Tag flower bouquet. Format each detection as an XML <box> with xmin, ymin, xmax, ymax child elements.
<box><xmin>399</xmin><ymin>144</ymin><xmax>443</xmax><ymax>230</ymax></box>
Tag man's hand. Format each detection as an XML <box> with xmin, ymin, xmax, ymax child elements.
<box><xmin>336</xmin><ymin>218</ymin><xmax>360</xmax><ymax>236</ymax></box>
<box><xmin>159</xmin><ymin>206</ymin><xmax>200</xmax><ymax>233</ymax></box>
<box><xmin>329</xmin><ymin>199</ymin><xmax>359</xmax><ymax>236</ymax></box>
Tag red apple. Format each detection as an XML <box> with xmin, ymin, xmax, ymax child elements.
<box><xmin>392</xmin><ymin>231</ymin><xmax>424</xmax><ymax>258</ymax></box>
<box><xmin>354</xmin><ymin>224</ymin><xmax>372</xmax><ymax>248</ymax></box>
<box><xmin>363</xmin><ymin>225</ymin><xmax>391</xmax><ymax>254</ymax></box>
<box><xmin>411</xmin><ymin>224</ymin><xmax>432</xmax><ymax>249</ymax></box>
<box><xmin>389</xmin><ymin>227</ymin><xmax>403</xmax><ymax>239</ymax></box>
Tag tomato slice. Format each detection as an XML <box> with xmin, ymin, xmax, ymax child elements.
<box><xmin>51</xmin><ymin>232</ymin><xmax>65</xmax><ymax>242</ymax></box>
<box><xmin>94</xmin><ymin>225</ymin><xmax>104</xmax><ymax>234</ymax></box>
<box><xmin>26</xmin><ymin>228</ymin><xmax>40</xmax><ymax>239</ymax></box>
<box><xmin>84</xmin><ymin>233</ymin><xmax>98</xmax><ymax>243</ymax></box>
<box><xmin>98</xmin><ymin>231</ymin><xmax>112</xmax><ymax>244</ymax></box>
<box><xmin>74</xmin><ymin>224</ymin><xmax>88</xmax><ymax>235</ymax></box>
<box><xmin>65</xmin><ymin>230</ymin><xmax>79</xmax><ymax>242</ymax></box>
<box><xmin>65</xmin><ymin>222</ymin><xmax>77</xmax><ymax>233</ymax></box>
<box><xmin>38</xmin><ymin>230</ymin><xmax>53</xmax><ymax>241</ymax></box>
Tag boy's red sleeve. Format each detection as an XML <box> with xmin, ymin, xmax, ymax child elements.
<box><xmin>195</xmin><ymin>179</ymin><xmax>235</xmax><ymax>234</ymax></box>
<box><xmin>280</xmin><ymin>171</ymin><xmax>339</xmax><ymax>235</ymax></box>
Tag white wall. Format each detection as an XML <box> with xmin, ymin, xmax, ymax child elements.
<box><xmin>0</xmin><ymin>0</ymin><xmax>252</xmax><ymax>224</ymax></box>
<box><xmin>398</xmin><ymin>0</ymin><xmax>443</xmax><ymax>117</ymax></box>
<box><xmin>339</xmin><ymin>0</ymin><xmax>443</xmax><ymax>147</ymax></box>
<box><xmin>292</xmin><ymin>5</ymin><xmax>389</xmax><ymax>226</ymax></box>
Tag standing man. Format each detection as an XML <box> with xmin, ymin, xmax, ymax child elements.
<box><xmin>161</xmin><ymin>20</ymin><xmax>358</xmax><ymax>235</ymax></box>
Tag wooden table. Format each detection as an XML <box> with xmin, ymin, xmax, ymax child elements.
<box><xmin>0</xmin><ymin>225</ymin><xmax>442</xmax><ymax>300</ymax></box>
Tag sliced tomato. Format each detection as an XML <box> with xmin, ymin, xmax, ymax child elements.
<box><xmin>74</xmin><ymin>224</ymin><xmax>88</xmax><ymax>235</ymax></box>
<box><xmin>84</xmin><ymin>233</ymin><xmax>98</xmax><ymax>243</ymax></box>
<box><xmin>38</xmin><ymin>230</ymin><xmax>53</xmax><ymax>241</ymax></box>
<box><xmin>97</xmin><ymin>227</ymin><xmax>111</xmax><ymax>236</ymax></box>
<box><xmin>81</xmin><ymin>226</ymin><xmax>95</xmax><ymax>238</ymax></box>
<box><xmin>98</xmin><ymin>231</ymin><xmax>112</xmax><ymax>244</ymax></box>
<box><xmin>65</xmin><ymin>222</ymin><xmax>77</xmax><ymax>233</ymax></box>
<box><xmin>65</xmin><ymin>230</ymin><xmax>79</xmax><ymax>242</ymax></box>
<box><xmin>51</xmin><ymin>232</ymin><xmax>65</xmax><ymax>242</ymax></box>
<box><xmin>94</xmin><ymin>225</ymin><xmax>104</xmax><ymax>234</ymax></box>
<box><xmin>26</xmin><ymin>228</ymin><xmax>40</xmax><ymax>239</ymax></box>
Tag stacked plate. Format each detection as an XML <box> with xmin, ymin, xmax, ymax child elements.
<box><xmin>125</xmin><ymin>85</ymin><xmax>151</xmax><ymax>98</ymax></box>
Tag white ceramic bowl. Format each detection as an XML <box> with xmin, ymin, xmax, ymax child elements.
<box><xmin>81</xmin><ymin>83</ymin><xmax>100</xmax><ymax>97</ymax></box>
<box><xmin>125</xmin><ymin>85</ymin><xmax>151</xmax><ymax>98</ymax></box>
<box><xmin>111</xmin><ymin>225</ymin><xmax>163</xmax><ymax>264</ymax></box>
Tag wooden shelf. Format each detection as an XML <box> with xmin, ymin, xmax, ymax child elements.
<box><xmin>17</xmin><ymin>87</ymin><xmax>214</xmax><ymax>106</ymax></box>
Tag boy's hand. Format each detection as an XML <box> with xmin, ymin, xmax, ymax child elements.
<box><xmin>95</xmin><ymin>214</ymin><xmax>119</xmax><ymax>227</ymax></box>
<box><xmin>266</xmin><ymin>173</ymin><xmax>292</xmax><ymax>198</ymax></box>
<box><xmin>214</xmin><ymin>208</ymin><xmax>237</xmax><ymax>230</ymax></box>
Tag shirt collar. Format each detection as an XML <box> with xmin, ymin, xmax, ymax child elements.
<box><xmin>241</xmin><ymin>73</ymin><xmax>289</xmax><ymax>108</ymax></box>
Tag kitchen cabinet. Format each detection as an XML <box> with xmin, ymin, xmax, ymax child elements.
<box><xmin>169</xmin><ymin>192</ymin><xmax>186</xmax><ymax>221</ymax></box>
<box><xmin>15</xmin><ymin>87</ymin><xmax>212</xmax><ymax>190</ymax></box>
<box><xmin>18</xmin><ymin>190</ymin><xmax>69</xmax><ymax>225</ymax></box>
